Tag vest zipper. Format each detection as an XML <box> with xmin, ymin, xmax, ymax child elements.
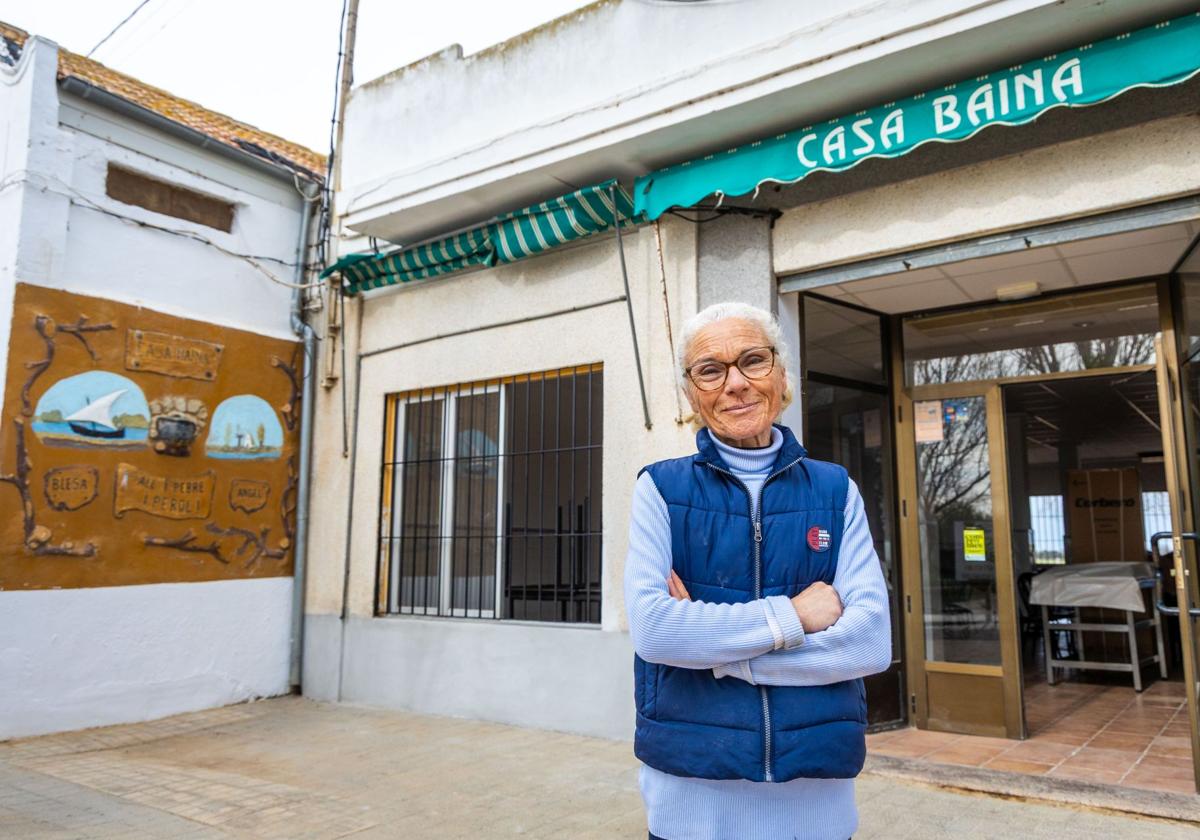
<box><xmin>703</xmin><ymin>455</ymin><xmax>803</xmax><ymax>783</ymax></box>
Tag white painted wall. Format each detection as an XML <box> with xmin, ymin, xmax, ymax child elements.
<box><xmin>0</xmin><ymin>578</ymin><xmax>293</xmax><ymax>740</ymax></box>
<box><xmin>316</xmin><ymin>0</ymin><xmax>1200</xmax><ymax>742</ymax></box>
<box><xmin>346</xmin><ymin>222</ymin><xmax>696</xmax><ymax>633</ymax></box>
<box><xmin>339</xmin><ymin>0</ymin><xmax>1197</xmax><ymax>242</ymax></box>
<box><xmin>0</xmin><ymin>37</ymin><xmax>63</xmax><ymax>413</ymax></box>
<box><xmin>304</xmin><ymin>216</ymin><xmax>701</xmax><ymax>736</ymax></box>
<box><xmin>0</xmin><ymin>38</ymin><xmax>308</xmax><ymax>739</ymax></box>
<box><xmin>339</xmin><ymin>616</ymin><xmax>634</xmax><ymax>741</ymax></box>
<box><xmin>54</xmin><ymin>96</ymin><xmax>303</xmax><ymax>340</ymax></box>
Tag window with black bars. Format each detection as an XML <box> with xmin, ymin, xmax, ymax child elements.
<box><xmin>377</xmin><ymin>364</ymin><xmax>603</xmax><ymax>622</ymax></box>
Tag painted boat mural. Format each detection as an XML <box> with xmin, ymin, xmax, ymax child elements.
<box><xmin>205</xmin><ymin>395</ymin><xmax>283</xmax><ymax>460</ymax></box>
<box><xmin>33</xmin><ymin>372</ymin><xmax>150</xmax><ymax>449</ymax></box>
<box><xmin>65</xmin><ymin>388</ymin><xmax>128</xmax><ymax>439</ymax></box>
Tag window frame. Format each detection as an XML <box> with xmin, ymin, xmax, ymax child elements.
<box><xmin>105</xmin><ymin>163</ymin><xmax>236</xmax><ymax>233</ymax></box>
<box><xmin>383</xmin><ymin>383</ymin><xmax>506</xmax><ymax>619</ymax></box>
<box><xmin>378</xmin><ymin>364</ymin><xmax>602</xmax><ymax>623</ymax></box>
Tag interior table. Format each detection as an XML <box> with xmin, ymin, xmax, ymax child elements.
<box><xmin>1028</xmin><ymin>561</ymin><xmax>1167</xmax><ymax>691</ymax></box>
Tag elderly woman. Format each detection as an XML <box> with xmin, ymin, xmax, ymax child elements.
<box><xmin>624</xmin><ymin>301</ymin><xmax>892</xmax><ymax>840</ymax></box>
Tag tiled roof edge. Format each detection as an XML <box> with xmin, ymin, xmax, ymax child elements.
<box><xmin>0</xmin><ymin>19</ymin><xmax>325</xmax><ymax>179</ymax></box>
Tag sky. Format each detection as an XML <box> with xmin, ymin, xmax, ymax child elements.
<box><xmin>0</xmin><ymin>0</ymin><xmax>590</xmax><ymax>152</ymax></box>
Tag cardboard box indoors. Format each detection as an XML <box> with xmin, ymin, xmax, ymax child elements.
<box><xmin>1066</xmin><ymin>468</ymin><xmax>1144</xmax><ymax>564</ymax></box>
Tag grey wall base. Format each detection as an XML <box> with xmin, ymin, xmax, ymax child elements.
<box><xmin>301</xmin><ymin>613</ymin><xmax>343</xmax><ymax>702</ymax></box>
<box><xmin>302</xmin><ymin>613</ymin><xmax>635</xmax><ymax>741</ymax></box>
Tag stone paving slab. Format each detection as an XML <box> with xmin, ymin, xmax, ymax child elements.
<box><xmin>0</xmin><ymin>696</ymin><xmax>1195</xmax><ymax>839</ymax></box>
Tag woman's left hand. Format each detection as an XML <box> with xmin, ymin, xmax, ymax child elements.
<box><xmin>667</xmin><ymin>570</ymin><xmax>692</xmax><ymax>601</ymax></box>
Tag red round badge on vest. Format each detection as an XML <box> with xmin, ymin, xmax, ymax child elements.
<box><xmin>807</xmin><ymin>526</ymin><xmax>831</xmax><ymax>552</ymax></box>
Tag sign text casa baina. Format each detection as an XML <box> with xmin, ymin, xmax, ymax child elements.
<box><xmin>125</xmin><ymin>329</ymin><xmax>223</xmax><ymax>381</ymax></box>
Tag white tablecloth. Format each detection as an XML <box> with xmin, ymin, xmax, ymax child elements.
<box><xmin>1028</xmin><ymin>562</ymin><xmax>1155</xmax><ymax>612</ymax></box>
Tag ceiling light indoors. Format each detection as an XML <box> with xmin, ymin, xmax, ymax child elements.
<box><xmin>996</xmin><ymin>281</ymin><xmax>1040</xmax><ymax>301</ymax></box>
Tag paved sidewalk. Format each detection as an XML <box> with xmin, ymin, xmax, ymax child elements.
<box><xmin>0</xmin><ymin>696</ymin><xmax>1195</xmax><ymax>839</ymax></box>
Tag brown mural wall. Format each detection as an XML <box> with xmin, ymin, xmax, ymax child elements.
<box><xmin>0</xmin><ymin>284</ymin><xmax>300</xmax><ymax>589</ymax></box>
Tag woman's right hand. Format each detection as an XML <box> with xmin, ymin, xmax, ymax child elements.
<box><xmin>790</xmin><ymin>582</ymin><xmax>843</xmax><ymax>633</ymax></box>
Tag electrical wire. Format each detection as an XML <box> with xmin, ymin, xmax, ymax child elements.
<box><xmin>87</xmin><ymin>0</ymin><xmax>156</xmax><ymax>58</ymax></box>
<box><xmin>3</xmin><ymin>170</ymin><xmax>325</xmax><ymax>289</ymax></box>
<box><xmin>665</xmin><ymin>206</ymin><xmax>781</xmax><ymax>224</ymax></box>
<box><xmin>121</xmin><ymin>0</ymin><xmax>196</xmax><ymax>63</ymax></box>
<box><xmin>70</xmin><ymin>197</ymin><xmax>324</xmax><ymax>288</ymax></box>
<box><xmin>316</xmin><ymin>0</ymin><xmax>353</xmax><ymax>459</ymax></box>
<box><xmin>93</xmin><ymin>0</ymin><xmax>179</xmax><ymax>60</ymax></box>
<box><xmin>317</xmin><ymin>0</ymin><xmax>351</xmax><ymax>271</ymax></box>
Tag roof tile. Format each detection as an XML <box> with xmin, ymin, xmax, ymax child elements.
<box><xmin>0</xmin><ymin>20</ymin><xmax>325</xmax><ymax>178</ymax></box>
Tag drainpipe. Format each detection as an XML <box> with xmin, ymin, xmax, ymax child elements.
<box><xmin>289</xmin><ymin>180</ymin><xmax>320</xmax><ymax>690</ymax></box>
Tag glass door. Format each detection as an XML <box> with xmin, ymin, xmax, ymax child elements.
<box><xmin>1166</xmin><ymin>258</ymin><xmax>1200</xmax><ymax>791</ymax></box>
<box><xmin>896</xmin><ymin>382</ymin><xmax>1024</xmax><ymax>737</ymax></box>
<box><xmin>895</xmin><ymin>283</ymin><xmax>1166</xmax><ymax>740</ymax></box>
<box><xmin>800</xmin><ymin>295</ymin><xmax>905</xmax><ymax>729</ymax></box>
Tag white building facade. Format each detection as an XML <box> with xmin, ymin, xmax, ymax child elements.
<box><xmin>0</xmin><ymin>27</ymin><xmax>321</xmax><ymax>739</ymax></box>
<box><xmin>313</xmin><ymin>0</ymin><xmax>1200</xmax><ymax>789</ymax></box>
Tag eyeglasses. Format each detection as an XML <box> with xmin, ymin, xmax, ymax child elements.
<box><xmin>684</xmin><ymin>346</ymin><xmax>777</xmax><ymax>391</ymax></box>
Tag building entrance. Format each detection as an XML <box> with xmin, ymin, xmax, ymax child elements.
<box><xmin>897</xmin><ymin>281</ymin><xmax>1172</xmax><ymax>740</ymax></box>
<box><xmin>1004</xmin><ymin>373</ymin><xmax>1174</xmax><ymax>713</ymax></box>
<box><xmin>797</xmin><ymin>211</ymin><xmax>1200</xmax><ymax>790</ymax></box>
<box><xmin>890</xmin><ymin>277</ymin><xmax>1200</xmax><ymax>789</ymax></box>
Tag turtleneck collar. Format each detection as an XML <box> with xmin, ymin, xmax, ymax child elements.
<box><xmin>695</xmin><ymin>423</ymin><xmax>806</xmax><ymax>475</ymax></box>
<box><xmin>708</xmin><ymin>426</ymin><xmax>783</xmax><ymax>476</ymax></box>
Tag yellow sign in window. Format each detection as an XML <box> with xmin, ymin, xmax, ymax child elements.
<box><xmin>963</xmin><ymin>528</ymin><xmax>987</xmax><ymax>563</ymax></box>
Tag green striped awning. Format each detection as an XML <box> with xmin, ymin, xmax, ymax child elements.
<box><xmin>321</xmin><ymin>228</ymin><xmax>491</xmax><ymax>293</ymax></box>
<box><xmin>490</xmin><ymin>182</ymin><xmax>636</xmax><ymax>263</ymax></box>
<box><xmin>323</xmin><ymin>180</ymin><xmax>639</xmax><ymax>294</ymax></box>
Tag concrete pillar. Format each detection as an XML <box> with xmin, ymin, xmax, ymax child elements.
<box><xmin>695</xmin><ymin>213</ymin><xmax>802</xmax><ymax>433</ymax></box>
<box><xmin>696</xmin><ymin>214</ymin><xmax>774</xmax><ymax>313</ymax></box>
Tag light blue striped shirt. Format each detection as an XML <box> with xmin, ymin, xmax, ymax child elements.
<box><xmin>624</xmin><ymin>427</ymin><xmax>891</xmax><ymax>840</ymax></box>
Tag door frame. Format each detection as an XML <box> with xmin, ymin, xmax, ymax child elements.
<box><xmin>1159</xmin><ymin>273</ymin><xmax>1200</xmax><ymax>791</ymax></box>
<box><xmin>892</xmin><ymin>362</ymin><xmax>1024</xmax><ymax>737</ymax></box>
<box><xmin>799</xmin><ymin>292</ymin><xmax>908</xmax><ymax>730</ymax></box>
<box><xmin>891</xmin><ymin>285</ymin><xmax>1181</xmax><ymax>741</ymax></box>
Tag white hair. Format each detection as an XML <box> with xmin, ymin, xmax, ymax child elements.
<box><xmin>676</xmin><ymin>301</ymin><xmax>794</xmax><ymax>426</ymax></box>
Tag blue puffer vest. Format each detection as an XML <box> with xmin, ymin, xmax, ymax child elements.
<box><xmin>633</xmin><ymin>424</ymin><xmax>866</xmax><ymax>782</ymax></box>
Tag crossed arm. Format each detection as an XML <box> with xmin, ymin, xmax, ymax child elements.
<box><xmin>623</xmin><ymin>473</ymin><xmax>892</xmax><ymax>686</ymax></box>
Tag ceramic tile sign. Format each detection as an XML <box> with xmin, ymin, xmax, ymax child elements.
<box><xmin>205</xmin><ymin>396</ymin><xmax>284</xmax><ymax>460</ymax></box>
<box><xmin>0</xmin><ymin>283</ymin><xmax>300</xmax><ymax>590</ymax></box>
<box><xmin>126</xmin><ymin>329</ymin><xmax>223</xmax><ymax>380</ymax></box>
<box><xmin>113</xmin><ymin>464</ymin><xmax>215</xmax><ymax>520</ymax></box>
<box><xmin>229</xmin><ymin>479</ymin><xmax>270</xmax><ymax>513</ymax></box>
<box><xmin>33</xmin><ymin>371</ymin><xmax>149</xmax><ymax>450</ymax></box>
<box><xmin>43</xmin><ymin>466</ymin><xmax>100</xmax><ymax>511</ymax></box>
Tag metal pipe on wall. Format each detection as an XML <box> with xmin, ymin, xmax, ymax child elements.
<box><xmin>289</xmin><ymin>180</ymin><xmax>320</xmax><ymax>690</ymax></box>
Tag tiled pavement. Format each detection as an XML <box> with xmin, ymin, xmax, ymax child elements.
<box><xmin>1</xmin><ymin>696</ymin><xmax>1197</xmax><ymax>839</ymax></box>
<box><xmin>867</xmin><ymin>679</ymin><xmax>1197</xmax><ymax>795</ymax></box>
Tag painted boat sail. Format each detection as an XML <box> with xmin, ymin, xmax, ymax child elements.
<box><xmin>66</xmin><ymin>389</ymin><xmax>127</xmax><ymax>439</ymax></box>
